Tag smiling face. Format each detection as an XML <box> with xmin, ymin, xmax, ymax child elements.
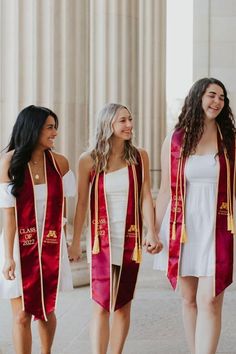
<box><xmin>112</xmin><ymin>108</ymin><xmax>133</xmax><ymax>141</ymax></box>
<box><xmin>37</xmin><ymin>115</ymin><xmax>58</xmax><ymax>149</ymax></box>
<box><xmin>202</xmin><ymin>83</ymin><xmax>225</xmax><ymax>122</ymax></box>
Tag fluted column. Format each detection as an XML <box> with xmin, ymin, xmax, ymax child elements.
<box><xmin>0</xmin><ymin>0</ymin><xmax>90</xmax><ymax>286</ymax></box>
<box><xmin>89</xmin><ymin>0</ymin><xmax>166</xmax><ymax>190</ymax></box>
<box><xmin>0</xmin><ymin>0</ymin><xmax>89</xmax><ymax>219</ymax></box>
<box><xmin>0</xmin><ymin>0</ymin><xmax>166</xmax><ymax>232</ymax></box>
<box><xmin>138</xmin><ymin>0</ymin><xmax>166</xmax><ymax>192</ymax></box>
<box><xmin>89</xmin><ymin>0</ymin><xmax>139</xmax><ymax>138</ymax></box>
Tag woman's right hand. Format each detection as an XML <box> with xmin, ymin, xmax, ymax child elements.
<box><xmin>67</xmin><ymin>243</ymin><xmax>82</xmax><ymax>262</ymax></box>
<box><xmin>2</xmin><ymin>258</ymin><xmax>16</xmax><ymax>280</ymax></box>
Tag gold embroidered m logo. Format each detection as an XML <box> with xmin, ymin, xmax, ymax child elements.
<box><xmin>219</xmin><ymin>202</ymin><xmax>227</xmax><ymax>210</ymax></box>
<box><xmin>128</xmin><ymin>225</ymin><xmax>137</xmax><ymax>233</ymax></box>
<box><xmin>46</xmin><ymin>230</ymin><xmax>57</xmax><ymax>238</ymax></box>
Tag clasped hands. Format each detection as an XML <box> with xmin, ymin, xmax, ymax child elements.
<box><xmin>142</xmin><ymin>232</ymin><xmax>163</xmax><ymax>254</ymax></box>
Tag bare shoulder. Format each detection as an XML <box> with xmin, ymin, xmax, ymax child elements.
<box><xmin>137</xmin><ymin>147</ymin><xmax>149</xmax><ymax>162</ymax></box>
<box><xmin>0</xmin><ymin>151</ymin><xmax>14</xmax><ymax>182</ymax></box>
<box><xmin>78</xmin><ymin>151</ymin><xmax>94</xmax><ymax>172</ymax></box>
<box><xmin>52</xmin><ymin>151</ymin><xmax>69</xmax><ymax>176</ymax></box>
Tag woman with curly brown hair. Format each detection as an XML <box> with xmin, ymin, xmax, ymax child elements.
<box><xmin>154</xmin><ymin>78</ymin><xmax>236</xmax><ymax>354</ymax></box>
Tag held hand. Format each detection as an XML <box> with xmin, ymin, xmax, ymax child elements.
<box><xmin>2</xmin><ymin>258</ymin><xmax>16</xmax><ymax>280</ymax></box>
<box><xmin>143</xmin><ymin>233</ymin><xmax>163</xmax><ymax>254</ymax></box>
<box><xmin>67</xmin><ymin>243</ymin><xmax>82</xmax><ymax>262</ymax></box>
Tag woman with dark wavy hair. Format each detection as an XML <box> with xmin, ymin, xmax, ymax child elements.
<box><xmin>154</xmin><ymin>78</ymin><xmax>236</xmax><ymax>354</ymax></box>
<box><xmin>0</xmin><ymin>105</ymin><xmax>75</xmax><ymax>354</ymax></box>
<box><xmin>68</xmin><ymin>103</ymin><xmax>163</xmax><ymax>354</ymax></box>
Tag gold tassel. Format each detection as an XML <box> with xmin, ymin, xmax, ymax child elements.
<box><xmin>230</xmin><ymin>215</ymin><xmax>235</xmax><ymax>234</ymax></box>
<box><xmin>92</xmin><ymin>234</ymin><xmax>100</xmax><ymax>254</ymax></box>
<box><xmin>132</xmin><ymin>244</ymin><xmax>142</xmax><ymax>264</ymax></box>
<box><xmin>131</xmin><ymin>164</ymin><xmax>142</xmax><ymax>264</ymax></box>
<box><xmin>172</xmin><ymin>221</ymin><xmax>176</xmax><ymax>240</ymax></box>
<box><xmin>223</xmin><ymin>135</ymin><xmax>234</xmax><ymax>235</ymax></box>
<box><xmin>180</xmin><ymin>223</ymin><xmax>188</xmax><ymax>243</ymax></box>
<box><xmin>132</xmin><ymin>243</ymin><xmax>138</xmax><ymax>262</ymax></box>
<box><xmin>137</xmin><ymin>247</ymin><xmax>142</xmax><ymax>263</ymax></box>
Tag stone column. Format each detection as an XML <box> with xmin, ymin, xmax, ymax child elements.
<box><xmin>0</xmin><ymin>0</ymin><xmax>166</xmax><ymax>283</ymax></box>
<box><xmin>138</xmin><ymin>0</ymin><xmax>166</xmax><ymax>192</ymax></box>
<box><xmin>89</xmin><ymin>0</ymin><xmax>166</xmax><ymax>191</ymax></box>
<box><xmin>0</xmin><ymin>0</ymin><xmax>90</xmax><ymax>286</ymax></box>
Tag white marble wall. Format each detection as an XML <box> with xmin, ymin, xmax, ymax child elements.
<box><xmin>193</xmin><ymin>0</ymin><xmax>236</xmax><ymax>113</ymax></box>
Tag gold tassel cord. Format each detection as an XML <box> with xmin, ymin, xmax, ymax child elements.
<box><xmin>172</xmin><ymin>221</ymin><xmax>176</xmax><ymax>240</ymax></box>
<box><xmin>224</xmin><ymin>148</ymin><xmax>234</xmax><ymax>234</ymax></box>
<box><xmin>131</xmin><ymin>165</ymin><xmax>142</xmax><ymax>264</ymax></box>
<box><xmin>92</xmin><ymin>173</ymin><xmax>100</xmax><ymax>254</ymax></box>
<box><xmin>135</xmin><ymin>165</ymin><xmax>142</xmax><ymax>263</ymax></box>
<box><xmin>218</xmin><ymin>125</ymin><xmax>234</xmax><ymax>235</ymax></box>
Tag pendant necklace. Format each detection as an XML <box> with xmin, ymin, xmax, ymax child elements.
<box><xmin>30</xmin><ymin>159</ymin><xmax>42</xmax><ymax>180</ymax></box>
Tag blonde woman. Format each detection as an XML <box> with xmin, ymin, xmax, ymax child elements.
<box><xmin>68</xmin><ymin>103</ymin><xmax>162</xmax><ymax>354</ymax></box>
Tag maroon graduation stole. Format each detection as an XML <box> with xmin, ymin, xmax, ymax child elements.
<box><xmin>90</xmin><ymin>152</ymin><xmax>143</xmax><ymax>311</ymax></box>
<box><xmin>168</xmin><ymin>128</ymin><xmax>235</xmax><ymax>295</ymax></box>
<box><xmin>16</xmin><ymin>150</ymin><xmax>63</xmax><ymax>321</ymax></box>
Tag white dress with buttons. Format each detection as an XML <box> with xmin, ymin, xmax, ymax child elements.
<box><xmin>154</xmin><ymin>154</ymin><xmax>219</xmax><ymax>276</ymax></box>
<box><xmin>0</xmin><ymin>170</ymin><xmax>76</xmax><ymax>299</ymax></box>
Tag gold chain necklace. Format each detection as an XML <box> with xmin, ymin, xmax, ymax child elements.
<box><xmin>30</xmin><ymin>159</ymin><xmax>43</xmax><ymax>180</ymax></box>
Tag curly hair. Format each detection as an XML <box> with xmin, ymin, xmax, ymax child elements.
<box><xmin>90</xmin><ymin>103</ymin><xmax>138</xmax><ymax>173</ymax></box>
<box><xmin>6</xmin><ymin>105</ymin><xmax>58</xmax><ymax>196</ymax></box>
<box><xmin>175</xmin><ymin>78</ymin><xmax>236</xmax><ymax>158</ymax></box>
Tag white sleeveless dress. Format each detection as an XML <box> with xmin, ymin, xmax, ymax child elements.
<box><xmin>105</xmin><ymin>167</ymin><xmax>129</xmax><ymax>266</ymax></box>
<box><xmin>154</xmin><ymin>154</ymin><xmax>218</xmax><ymax>276</ymax></box>
<box><xmin>0</xmin><ymin>170</ymin><xmax>76</xmax><ymax>298</ymax></box>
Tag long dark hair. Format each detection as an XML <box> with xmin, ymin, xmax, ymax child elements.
<box><xmin>175</xmin><ymin>77</ymin><xmax>235</xmax><ymax>158</ymax></box>
<box><xmin>6</xmin><ymin>105</ymin><xmax>58</xmax><ymax>196</ymax></box>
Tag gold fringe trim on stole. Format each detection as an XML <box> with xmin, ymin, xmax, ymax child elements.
<box><xmin>92</xmin><ymin>173</ymin><xmax>100</xmax><ymax>254</ymax></box>
<box><xmin>132</xmin><ymin>165</ymin><xmax>142</xmax><ymax>264</ymax></box>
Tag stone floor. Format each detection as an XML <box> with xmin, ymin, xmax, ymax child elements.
<box><xmin>0</xmin><ymin>253</ymin><xmax>236</xmax><ymax>354</ymax></box>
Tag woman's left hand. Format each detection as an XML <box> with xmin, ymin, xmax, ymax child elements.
<box><xmin>143</xmin><ymin>233</ymin><xmax>163</xmax><ymax>254</ymax></box>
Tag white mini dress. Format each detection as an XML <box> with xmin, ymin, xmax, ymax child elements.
<box><xmin>154</xmin><ymin>154</ymin><xmax>218</xmax><ymax>276</ymax></box>
<box><xmin>0</xmin><ymin>170</ymin><xmax>76</xmax><ymax>299</ymax></box>
<box><xmin>105</xmin><ymin>167</ymin><xmax>129</xmax><ymax>266</ymax></box>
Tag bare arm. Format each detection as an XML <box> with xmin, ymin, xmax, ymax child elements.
<box><xmin>53</xmin><ymin>152</ymin><xmax>70</xmax><ymax>237</ymax></box>
<box><xmin>0</xmin><ymin>152</ymin><xmax>16</xmax><ymax>280</ymax></box>
<box><xmin>139</xmin><ymin>149</ymin><xmax>163</xmax><ymax>254</ymax></box>
<box><xmin>67</xmin><ymin>152</ymin><xmax>93</xmax><ymax>261</ymax></box>
<box><xmin>155</xmin><ymin>134</ymin><xmax>171</xmax><ymax>236</ymax></box>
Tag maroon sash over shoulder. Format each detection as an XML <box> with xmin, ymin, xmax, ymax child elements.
<box><xmin>16</xmin><ymin>150</ymin><xmax>63</xmax><ymax>321</ymax></box>
<box><xmin>90</xmin><ymin>152</ymin><xmax>143</xmax><ymax>311</ymax></box>
<box><xmin>168</xmin><ymin>128</ymin><xmax>235</xmax><ymax>296</ymax></box>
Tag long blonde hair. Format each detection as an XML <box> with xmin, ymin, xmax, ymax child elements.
<box><xmin>90</xmin><ymin>103</ymin><xmax>138</xmax><ymax>173</ymax></box>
